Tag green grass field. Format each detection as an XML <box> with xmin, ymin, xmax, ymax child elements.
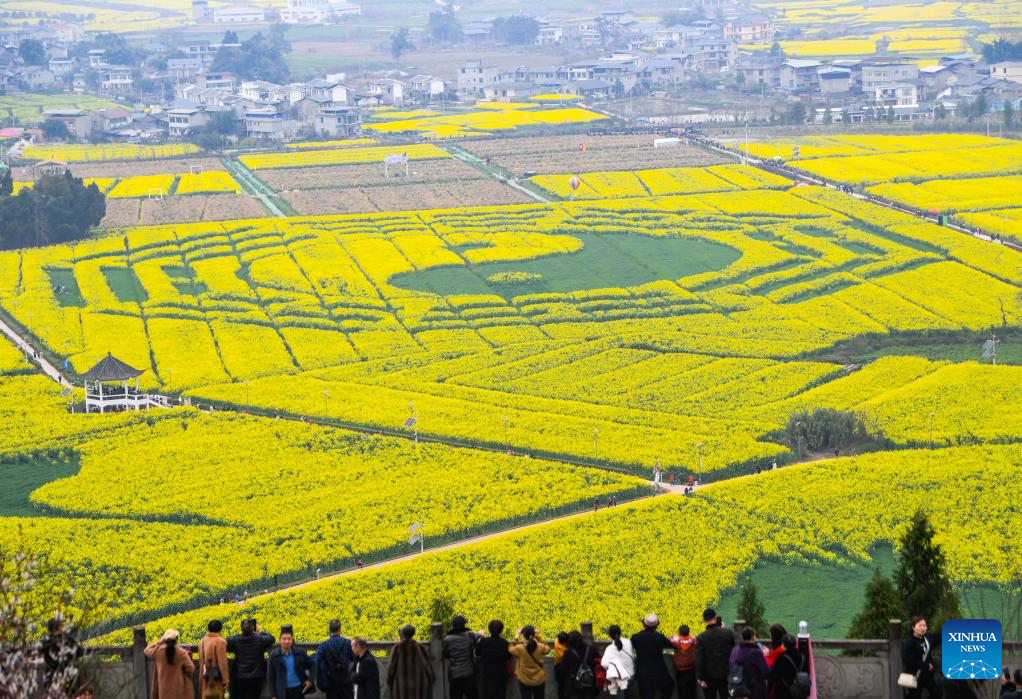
<box><xmin>0</xmin><ymin>456</ymin><xmax>79</xmax><ymax>517</ymax></box>
<box><xmin>102</xmin><ymin>267</ymin><xmax>149</xmax><ymax>304</ymax></box>
<box><xmin>392</xmin><ymin>232</ymin><xmax>741</xmax><ymax>299</ymax></box>
<box><xmin>46</xmin><ymin>269</ymin><xmax>86</xmax><ymax>307</ymax></box>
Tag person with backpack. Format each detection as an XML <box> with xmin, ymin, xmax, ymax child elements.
<box><xmin>199</xmin><ymin>620</ymin><xmax>230</xmax><ymax>699</ymax></box>
<box><xmin>508</xmin><ymin>625</ymin><xmax>549</xmax><ymax>699</ymax></box>
<box><xmin>768</xmin><ymin>635</ymin><xmax>810</xmax><ymax>699</ymax></box>
<box><xmin>630</xmin><ymin>614</ymin><xmax>674</xmax><ymax>699</ymax></box>
<box><xmin>670</xmin><ymin>625</ymin><xmax>697</xmax><ymax>699</ymax></box>
<box><xmin>728</xmin><ymin>628</ymin><xmax>769</xmax><ymax>699</ymax></box>
<box><xmin>696</xmin><ymin>608</ymin><xmax>735</xmax><ymax>699</ymax></box>
<box><xmin>476</xmin><ymin>620</ymin><xmax>511</xmax><ymax>699</ymax></box>
<box><xmin>317</xmin><ymin>619</ymin><xmax>356</xmax><ymax>699</ymax></box>
<box><xmin>600</xmin><ymin>625</ymin><xmax>634</xmax><ymax>697</ymax></box>
<box><xmin>557</xmin><ymin>632</ymin><xmax>597</xmax><ymax>699</ymax></box>
<box><xmin>443</xmin><ymin>615</ymin><xmax>480</xmax><ymax>699</ymax></box>
<box><xmin>227</xmin><ymin>619</ymin><xmax>275</xmax><ymax>699</ymax></box>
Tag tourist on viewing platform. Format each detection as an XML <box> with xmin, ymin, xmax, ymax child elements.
<box><xmin>509</xmin><ymin>625</ymin><xmax>550</xmax><ymax>699</ymax></box>
<box><xmin>443</xmin><ymin>615</ymin><xmax>480</xmax><ymax>699</ymax></box>
<box><xmin>669</xmin><ymin>625</ymin><xmax>697</xmax><ymax>699</ymax></box>
<box><xmin>143</xmin><ymin>629</ymin><xmax>195</xmax><ymax>699</ymax></box>
<box><xmin>728</xmin><ymin>627</ymin><xmax>769</xmax><ymax>699</ymax></box>
<box><xmin>1000</xmin><ymin>670</ymin><xmax>1022</xmax><ymax>699</ymax></box>
<box><xmin>696</xmin><ymin>608</ymin><xmax>736</xmax><ymax>699</ymax></box>
<box><xmin>199</xmin><ymin>620</ymin><xmax>229</xmax><ymax>699</ymax></box>
<box><xmin>901</xmin><ymin>616</ymin><xmax>942</xmax><ymax>699</ymax></box>
<box><xmin>556</xmin><ymin>631</ymin><xmax>597</xmax><ymax>699</ymax></box>
<box><xmin>768</xmin><ymin>634</ymin><xmax>809</xmax><ymax>699</ymax></box>
<box><xmin>317</xmin><ymin>619</ymin><xmax>355</xmax><ymax>699</ymax></box>
<box><xmin>765</xmin><ymin>625</ymin><xmax>787</xmax><ymax>672</ymax></box>
<box><xmin>387</xmin><ymin>624</ymin><xmax>435</xmax><ymax>699</ymax></box>
<box><xmin>630</xmin><ymin>614</ymin><xmax>674</xmax><ymax>699</ymax></box>
<box><xmin>600</xmin><ymin>624</ymin><xmax>635</xmax><ymax>697</ymax></box>
<box><xmin>267</xmin><ymin>625</ymin><xmax>314</xmax><ymax>699</ymax></box>
<box><xmin>554</xmin><ymin>632</ymin><xmax>570</xmax><ymax>665</ymax></box>
<box><xmin>228</xmin><ymin>619</ymin><xmax>275</xmax><ymax>699</ymax></box>
<box><xmin>352</xmin><ymin>637</ymin><xmax>380</xmax><ymax>699</ymax></box>
<box><xmin>476</xmin><ymin>620</ymin><xmax>511</xmax><ymax>699</ymax></box>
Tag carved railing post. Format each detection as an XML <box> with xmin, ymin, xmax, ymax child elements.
<box><xmin>430</xmin><ymin>622</ymin><xmax>445</xmax><ymax>699</ymax></box>
<box><xmin>580</xmin><ymin>622</ymin><xmax>594</xmax><ymax>645</ymax></box>
<box><xmin>131</xmin><ymin>626</ymin><xmax>148</xmax><ymax>699</ymax></box>
<box><xmin>888</xmin><ymin>619</ymin><xmax>903</xmax><ymax>699</ymax></box>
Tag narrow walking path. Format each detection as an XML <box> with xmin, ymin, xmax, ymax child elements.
<box><xmin>223</xmin><ymin>158</ymin><xmax>292</xmax><ymax>218</ymax></box>
<box><xmin>0</xmin><ymin>312</ymin><xmax>71</xmax><ymax>385</ymax></box>
<box><xmin>442</xmin><ymin>143</ymin><xmax>551</xmax><ymax>203</ymax></box>
<box><xmin>244</xmin><ymin>482</ymin><xmax>692</xmax><ymax>603</ymax></box>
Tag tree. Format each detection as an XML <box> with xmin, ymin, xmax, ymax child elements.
<box><xmin>769</xmin><ymin>41</ymin><xmax>785</xmax><ymax>60</ymax></box>
<box><xmin>785</xmin><ymin>102</ymin><xmax>807</xmax><ymax>125</ymax></box>
<box><xmin>212</xmin><ymin>31</ymin><xmax>290</xmax><ymax>83</ymax></box>
<box><xmin>886</xmin><ymin>105</ymin><xmax>895</xmax><ymax>123</ymax></box>
<box><xmin>1004</xmin><ymin>101</ymin><xmax>1014</xmax><ymax>128</ymax></box>
<box><xmin>823</xmin><ymin>106</ymin><xmax>833</xmax><ymax>124</ymax></box>
<box><xmin>848</xmin><ymin>568</ymin><xmax>903</xmax><ymax>639</ymax></box>
<box><xmin>428</xmin><ymin>595</ymin><xmax>455</xmax><ymax>636</ymax></box>
<box><xmin>894</xmin><ymin>510</ymin><xmax>961</xmax><ymax>629</ymax></box>
<box><xmin>0</xmin><ymin>171</ymin><xmax>105</xmax><ymax>250</ymax></box>
<box><xmin>40</xmin><ymin>119</ymin><xmax>71</xmax><ymax>141</ymax></box>
<box><xmin>736</xmin><ymin>578</ymin><xmax>766</xmax><ymax>636</ymax></box>
<box><xmin>970</xmin><ymin>94</ymin><xmax>988</xmax><ymax>120</ymax></box>
<box><xmin>492</xmin><ymin>16</ymin><xmax>540</xmax><ymax>45</ymax></box>
<box><xmin>0</xmin><ymin>168</ymin><xmax>12</xmax><ymax>197</ymax></box>
<box><xmin>427</xmin><ymin>7</ymin><xmax>462</xmax><ymax>43</ymax></box>
<box><xmin>188</xmin><ymin>111</ymin><xmax>242</xmax><ymax>150</ymax></box>
<box><xmin>983</xmin><ymin>39</ymin><xmax>1022</xmax><ymax>63</ymax></box>
<box><xmin>785</xmin><ymin>407</ymin><xmax>879</xmax><ymax>456</ymax></box>
<box><xmin>935</xmin><ymin>103</ymin><xmax>947</xmax><ymax>120</ymax></box>
<box><xmin>390</xmin><ymin>27</ymin><xmax>413</xmax><ymax>62</ymax></box>
<box><xmin>222</xmin><ymin>29</ymin><xmax>240</xmax><ymax>44</ymax></box>
<box><xmin>663</xmin><ymin>9</ymin><xmax>703</xmax><ymax>26</ymax></box>
<box><xmin>18</xmin><ymin>39</ymin><xmax>46</xmax><ymax>66</ymax></box>
<box><xmin>841</xmin><ymin>108</ymin><xmax>850</xmax><ymax>123</ymax></box>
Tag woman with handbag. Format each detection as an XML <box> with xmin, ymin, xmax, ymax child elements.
<box><xmin>601</xmin><ymin>625</ymin><xmax>635</xmax><ymax>697</ymax></box>
<box><xmin>199</xmin><ymin>620</ymin><xmax>230</xmax><ymax>699</ymax></box>
<box><xmin>900</xmin><ymin>616</ymin><xmax>942</xmax><ymax>698</ymax></box>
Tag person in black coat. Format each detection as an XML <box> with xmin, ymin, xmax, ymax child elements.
<box><xmin>696</xmin><ymin>609</ymin><xmax>735</xmax><ymax>699</ymax></box>
<box><xmin>900</xmin><ymin>616</ymin><xmax>942</xmax><ymax>699</ymax></box>
<box><xmin>267</xmin><ymin>627</ymin><xmax>315</xmax><ymax>699</ymax></box>
<box><xmin>768</xmin><ymin>635</ymin><xmax>808</xmax><ymax>699</ymax></box>
<box><xmin>228</xmin><ymin>619</ymin><xmax>276</xmax><ymax>699</ymax></box>
<box><xmin>476</xmin><ymin>620</ymin><xmax>511</xmax><ymax>699</ymax></box>
<box><xmin>630</xmin><ymin>614</ymin><xmax>674</xmax><ymax>699</ymax></box>
<box><xmin>556</xmin><ymin>632</ymin><xmax>597</xmax><ymax>699</ymax></box>
<box><xmin>352</xmin><ymin>637</ymin><xmax>381</xmax><ymax>699</ymax></box>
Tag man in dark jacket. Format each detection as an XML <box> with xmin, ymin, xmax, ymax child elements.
<box><xmin>318</xmin><ymin>619</ymin><xmax>356</xmax><ymax>699</ymax></box>
<box><xmin>630</xmin><ymin>614</ymin><xmax>674</xmax><ymax>699</ymax></box>
<box><xmin>443</xmin><ymin>615</ymin><xmax>479</xmax><ymax>699</ymax></box>
<box><xmin>228</xmin><ymin>619</ymin><xmax>276</xmax><ymax>699</ymax></box>
<box><xmin>352</xmin><ymin>637</ymin><xmax>381</xmax><ymax>699</ymax></box>
<box><xmin>267</xmin><ymin>626</ymin><xmax>314</xmax><ymax>699</ymax></box>
<box><xmin>696</xmin><ymin>608</ymin><xmax>735</xmax><ymax>699</ymax></box>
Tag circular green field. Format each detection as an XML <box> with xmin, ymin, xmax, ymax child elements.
<box><xmin>391</xmin><ymin>232</ymin><xmax>740</xmax><ymax>299</ymax></box>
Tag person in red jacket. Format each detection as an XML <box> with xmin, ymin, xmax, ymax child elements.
<box><xmin>670</xmin><ymin>625</ymin><xmax>697</xmax><ymax>699</ymax></box>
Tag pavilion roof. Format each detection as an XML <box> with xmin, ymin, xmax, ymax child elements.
<box><xmin>81</xmin><ymin>352</ymin><xmax>145</xmax><ymax>381</ymax></box>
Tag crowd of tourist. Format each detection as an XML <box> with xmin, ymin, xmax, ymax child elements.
<box><xmin>125</xmin><ymin>608</ymin><xmax>812</xmax><ymax>699</ymax></box>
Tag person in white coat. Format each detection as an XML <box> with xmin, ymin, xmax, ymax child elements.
<box><xmin>601</xmin><ymin>625</ymin><xmax>635</xmax><ymax>696</ymax></box>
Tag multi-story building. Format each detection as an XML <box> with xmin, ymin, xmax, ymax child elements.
<box><xmin>723</xmin><ymin>15</ymin><xmax>774</xmax><ymax>43</ymax></box>
<box><xmin>314</xmin><ymin>106</ymin><xmax>361</xmax><ymax>136</ymax></box>
<box><xmin>851</xmin><ymin>56</ymin><xmax>919</xmax><ymax>94</ymax></box>
<box><xmin>778</xmin><ymin>60</ymin><xmax>823</xmax><ymax>92</ymax></box>
<box><xmin>457</xmin><ymin>60</ymin><xmax>502</xmax><ymax>94</ymax></box>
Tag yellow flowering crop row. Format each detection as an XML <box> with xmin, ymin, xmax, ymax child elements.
<box><xmin>111</xmin><ymin>443</ymin><xmax>1022</xmax><ymax>643</ymax></box>
<box><xmin>20</xmin><ymin>143</ymin><xmax>202</xmax><ymax>162</ymax></box>
<box><xmin>362</xmin><ymin>105</ymin><xmax>607</xmax><ymax>139</ymax></box>
<box><xmin>532</xmin><ymin>165</ymin><xmax>789</xmax><ymax>199</ymax></box>
<box><xmin>239</xmin><ymin>143</ymin><xmax>450</xmax><ymax>170</ymax></box>
<box><xmin>175</xmin><ymin>171</ymin><xmax>242</xmax><ymax>195</ymax></box>
<box><xmin>284</xmin><ymin>138</ymin><xmax>378</xmax><ymax>150</ymax></box>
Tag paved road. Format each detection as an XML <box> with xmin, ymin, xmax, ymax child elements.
<box><xmin>0</xmin><ymin>313</ymin><xmax>71</xmax><ymax>385</ymax></box>
<box><xmin>244</xmin><ymin>482</ymin><xmax>693</xmax><ymax>602</ymax></box>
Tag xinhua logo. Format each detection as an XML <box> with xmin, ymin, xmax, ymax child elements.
<box><xmin>942</xmin><ymin>619</ymin><xmax>1002</xmax><ymax>679</ymax></box>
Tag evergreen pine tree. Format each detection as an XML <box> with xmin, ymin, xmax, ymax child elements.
<box><xmin>894</xmin><ymin>510</ymin><xmax>961</xmax><ymax>628</ymax></box>
<box><xmin>848</xmin><ymin>567</ymin><xmax>903</xmax><ymax>639</ymax></box>
<box><xmin>0</xmin><ymin>168</ymin><xmax>12</xmax><ymax>197</ymax></box>
<box><xmin>737</xmin><ymin>577</ymin><xmax>766</xmax><ymax>636</ymax></box>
